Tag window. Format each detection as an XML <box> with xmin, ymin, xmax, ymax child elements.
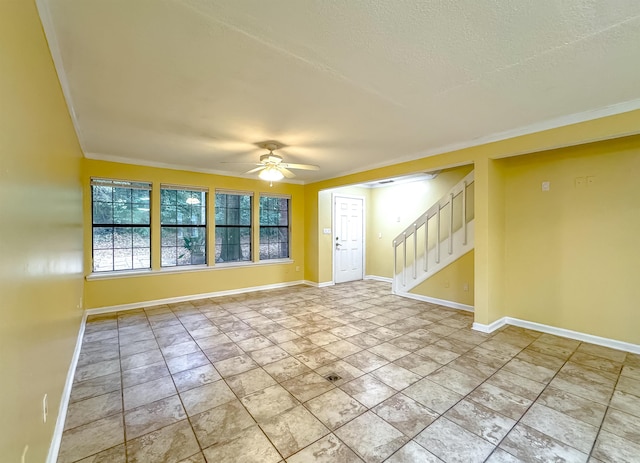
<box><xmin>259</xmin><ymin>195</ymin><xmax>290</xmax><ymax>260</ymax></box>
<box><xmin>215</xmin><ymin>191</ymin><xmax>252</xmax><ymax>263</ymax></box>
<box><xmin>160</xmin><ymin>186</ymin><xmax>207</xmax><ymax>267</ymax></box>
<box><xmin>91</xmin><ymin>178</ymin><xmax>151</xmax><ymax>272</ymax></box>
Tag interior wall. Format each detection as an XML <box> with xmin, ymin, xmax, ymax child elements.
<box><xmin>503</xmin><ymin>135</ymin><xmax>640</xmax><ymax>344</ymax></box>
<box><xmin>410</xmin><ymin>251</ymin><xmax>475</xmax><ymax>306</ymax></box>
<box><xmin>83</xmin><ymin>159</ymin><xmax>305</xmax><ymax>308</ymax></box>
<box><xmin>0</xmin><ymin>1</ymin><xmax>84</xmax><ymax>461</ymax></box>
<box><xmin>366</xmin><ymin>165</ymin><xmax>473</xmax><ymax>279</ymax></box>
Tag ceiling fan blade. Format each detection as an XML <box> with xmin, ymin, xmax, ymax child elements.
<box><xmin>281</xmin><ymin>162</ymin><xmax>320</xmax><ymax>171</ymax></box>
<box><xmin>279</xmin><ymin>167</ymin><xmax>296</xmax><ymax>178</ymax></box>
<box><xmin>245</xmin><ymin>166</ymin><xmax>266</xmax><ymax>174</ymax></box>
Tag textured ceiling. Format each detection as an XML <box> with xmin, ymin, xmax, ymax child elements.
<box><xmin>39</xmin><ymin>0</ymin><xmax>640</xmax><ymax>183</ymax></box>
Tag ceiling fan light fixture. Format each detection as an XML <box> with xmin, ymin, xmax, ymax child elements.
<box><xmin>259</xmin><ymin>166</ymin><xmax>284</xmax><ymax>181</ymax></box>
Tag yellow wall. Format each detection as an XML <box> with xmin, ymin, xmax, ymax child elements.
<box><xmin>366</xmin><ymin>166</ymin><xmax>473</xmax><ymax>279</ymax></box>
<box><xmin>502</xmin><ymin>136</ymin><xmax>640</xmax><ymax>344</ymax></box>
<box><xmin>410</xmin><ymin>251</ymin><xmax>475</xmax><ymax>306</ymax></box>
<box><xmin>0</xmin><ymin>1</ymin><xmax>84</xmax><ymax>461</ymax></box>
<box><xmin>83</xmin><ymin>160</ymin><xmax>305</xmax><ymax>308</ymax></box>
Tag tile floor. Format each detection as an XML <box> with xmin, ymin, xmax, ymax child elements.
<box><xmin>57</xmin><ymin>280</ymin><xmax>640</xmax><ymax>463</ymax></box>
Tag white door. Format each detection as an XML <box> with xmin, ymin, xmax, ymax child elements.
<box><xmin>334</xmin><ymin>195</ymin><xmax>364</xmax><ymax>283</ymax></box>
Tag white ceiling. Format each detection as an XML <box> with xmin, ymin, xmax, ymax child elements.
<box><xmin>39</xmin><ymin>0</ymin><xmax>640</xmax><ymax>183</ymax></box>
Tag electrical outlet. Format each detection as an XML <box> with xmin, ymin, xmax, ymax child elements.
<box><xmin>575</xmin><ymin>177</ymin><xmax>585</xmax><ymax>188</ymax></box>
<box><xmin>21</xmin><ymin>445</ymin><xmax>28</xmax><ymax>463</ymax></box>
<box><xmin>295</xmin><ymin>266</ymin><xmax>300</xmax><ymax>272</ymax></box>
<box><xmin>463</xmin><ymin>283</ymin><xmax>469</xmax><ymax>291</ymax></box>
<box><xmin>541</xmin><ymin>181</ymin><xmax>550</xmax><ymax>191</ymax></box>
<box><xmin>42</xmin><ymin>394</ymin><xmax>48</xmax><ymax>423</ymax></box>
<box><xmin>586</xmin><ymin>176</ymin><xmax>595</xmax><ymax>186</ymax></box>
<box><xmin>444</xmin><ymin>281</ymin><xmax>450</xmax><ymax>288</ymax></box>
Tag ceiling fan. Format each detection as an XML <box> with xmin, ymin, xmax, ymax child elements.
<box><xmin>223</xmin><ymin>142</ymin><xmax>320</xmax><ymax>183</ymax></box>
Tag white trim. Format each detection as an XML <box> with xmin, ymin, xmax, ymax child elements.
<box><xmin>364</xmin><ymin>275</ymin><xmax>393</xmax><ymax>283</ymax></box>
<box><xmin>86</xmin><ymin>280</ymin><xmax>306</xmax><ymax>313</ymax></box>
<box><xmin>46</xmin><ymin>312</ymin><xmax>87</xmax><ymax>463</ymax></box>
<box><xmin>472</xmin><ymin>316</ymin><xmax>640</xmax><ymax>354</ymax></box>
<box><xmin>86</xmin><ymin>259</ymin><xmax>295</xmax><ymax>281</ymax></box>
<box><xmin>397</xmin><ymin>292</ymin><xmax>474</xmax><ymax>312</ymax></box>
<box><xmin>303</xmin><ymin>280</ymin><xmax>335</xmax><ymax>288</ymax></box>
<box><xmin>472</xmin><ymin>317</ymin><xmax>508</xmax><ymax>333</ymax></box>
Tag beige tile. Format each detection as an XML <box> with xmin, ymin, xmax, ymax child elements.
<box><xmin>368</xmin><ymin>343</ymin><xmax>411</xmax><ymax>362</ymax></box>
<box><xmin>570</xmin><ymin>352</ymin><xmax>623</xmax><ymax>376</ymax></box>
<box><xmin>344</xmin><ymin>350</ymin><xmax>389</xmax><ymax>373</ymax></box>
<box><xmin>448</xmin><ymin>355</ymin><xmax>499</xmax><ymax>381</ymax></box>
<box><xmin>165</xmin><ymin>351</ymin><xmax>210</xmax><ymax>374</ymax></box>
<box><xmin>287</xmin><ymin>433</ymin><xmax>364</xmax><ymax>463</ymax></box>
<box><xmin>307</xmin><ymin>330</ymin><xmax>341</xmax><ymax>346</ymax></box>
<box><xmin>74</xmin><ymin>359</ymin><xmax>121</xmax><ymax>382</ymax></box>
<box><xmin>176</xmin><ymin>453</ymin><xmax>206</xmax><ymax>463</ymax></box>
<box><xmin>124</xmin><ymin>395</ymin><xmax>186</xmax><ymax>440</ymax></box>
<box><xmin>370</xmin><ymin>363</ymin><xmax>421</xmax><ymax>390</ymax></box>
<box><xmin>617</xmin><ymin>375</ymin><xmax>640</xmax><ymax>396</ymax></box>
<box><xmin>622</xmin><ymin>364</ymin><xmax>640</xmax><ymax>381</ymax></box>
<box><xmin>57</xmin><ymin>414</ymin><xmax>124</xmax><ymax>463</ymax></box>
<box><xmin>427</xmin><ymin>366</ymin><xmax>483</xmax><ymax>395</ymax></box>
<box><xmin>393</xmin><ymin>353</ymin><xmax>441</xmax><ymax>376</ymax></box>
<box><xmin>263</xmin><ymin>356</ymin><xmax>311</xmax><ymax>382</ymax></box>
<box><xmin>191</xmin><ymin>399</ymin><xmax>256</xmax><ymax>448</ymax></box>
<box><xmin>404</xmin><ymin>378</ymin><xmax>462</xmax><ymax>414</ymax></box>
<box><xmin>535</xmin><ymin>334</ymin><xmax>580</xmax><ymax>351</ymax></box>
<box><xmin>373</xmin><ymin>393</ymin><xmax>439</xmax><ymax>437</ymax></box>
<box><xmin>281</xmin><ymin>371</ymin><xmax>335</xmax><ymax>402</ymax></box>
<box><xmin>123</xmin><ymin>376</ymin><xmax>177</xmax><ymax>410</ymax></box>
<box><xmin>576</xmin><ymin>343</ymin><xmax>627</xmax><ymax>362</ymax></box>
<box><xmin>434</xmin><ymin>337</ymin><xmax>475</xmax><ymax>355</ymax></box>
<box><xmin>237</xmin><ymin>335</ymin><xmax>275</xmax><ymax>352</ymax></box>
<box><xmin>500</xmin><ymin>423</ymin><xmax>588</xmax><ymax>462</ymax></box>
<box><xmin>486</xmin><ymin>370</ymin><xmax>546</xmax><ymax>401</ymax></box>
<box><xmin>323</xmin><ymin>339</ymin><xmax>363</xmax><ymax>358</ymax></box>
<box><xmin>121</xmin><ymin>349</ymin><xmax>164</xmax><ymax>371</ymax></box>
<box><xmin>172</xmin><ymin>363</ymin><xmax>222</xmax><ymax>392</ymax></box>
<box><xmin>241</xmin><ymin>384</ymin><xmax>299</xmax><ymax>422</ymax></box>
<box><xmin>385</xmin><ymin>441</ymin><xmax>443</xmax><ymax>463</ymax></box>
<box><xmin>520</xmin><ymin>403</ymin><xmax>598</xmax><ymax>453</ymax></box>
<box><xmin>160</xmin><ymin>340</ymin><xmax>201</xmax><ymax>359</ymax></box>
<box><xmin>445</xmin><ymin>399</ymin><xmax>515</xmax><ymax>445</ymax></box>
<box><xmin>341</xmin><ymin>374</ymin><xmax>396</xmax><ymax>408</ymax></box>
<box><xmin>415</xmin><ymin>345</ymin><xmax>460</xmax><ymax>364</ymax></box>
<box><xmin>69</xmin><ymin>372</ymin><xmax>121</xmax><ymax>404</ymax></box>
<box><xmin>126</xmin><ymin>419</ymin><xmax>200</xmax><ymax>463</ymax></box>
<box><xmin>415</xmin><ymin>417</ymin><xmax>494</xmax><ymax>463</ymax></box>
<box><xmin>203</xmin><ymin>342</ymin><xmax>244</xmax><ymax>362</ymax></box>
<box><xmin>122</xmin><ymin>361</ymin><xmax>170</xmax><ymax>388</ymax></box>
<box><xmin>335</xmin><ymin>411</ymin><xmax>409</xmax><ymax>463</ymax></box>
<box><xmin>592</xmin><ymin>429</ymin><xmax>640</xmax><ymax>463</ymax></box>
<box><xmin>74</xmin><ymin>444</ymin><xmax>126</xmax><ymax>463</ymax></box>
<box><xmin>195</xmin><ymin>333</ymin><xmax>233</xmax><ymax>350</ymax></box>
<box><xmin>226</xmin><ymin>367</ymin><xmax>277</xmax><ymax>397</ymax></box>
<box><xmin>202</xmin><ymin>425</ymin><xmax>281</xmax><ymax>463</ymax></box>
<box><xmin>180</xmin><ymin>380</ymin><xmax>236</xmax><ymax>415</ymax></box>
<box><xmin>305</xmin><ymin>388</ymin><xmax>367</xmax><ymax>430</ymax></box>
<box><xmin>294</xmin><ymin>347</ymin><xmax>339</xmax><ymax>369</ymax></box>
<box><xmin>516</xmin><ymin>348</ymin><xmax>565</xmax><ymax>370</ymax></box>
<box><xmin>502</xmin><ymin>358</ymin><xmax>557</xmax><ymax>383</ymax></box>
<box><xmin>464</xmin><ymin>346</ymin><xmax>513</xmax><ymax>369</ymax></box>
<box><xmin>214</xmin><ymin>354</ymin><xmax>259</xmax><ymax>377</ymax></box>
<box><xmin>64</xmin><ymin>390</ymin><xmax>122</xmax><ymax>430</ymax></box>
<box><xmin>610</xmin><ymin>389</ymin><xmax>640</xmax><ymax>418</ymax></box>
<box><xmin>249</xmin><ymin>345</ymin><xmax>290</xmax><ymax>366</ymax></box>
<box><xmin>316</xmin><ymin>359</ymin><xmax>365</xmax><ymax>386</ymax></box>
<box><xmin>279</xmin><ymin>337</ymin><xmax>318</xmax><ymax>355</ymax></box>
<box><xmin>537</xmin><ymin>386</ymin><xmax>607</xmax><ymax>427</ymax></box>
<box><xmin>261</xmin><ymin>405</ymin><xmax>329</xmax><ymax>458</ymax></box>
<box><xmin>601</xmin><ymin>408</ymin><xmax>640</xmax><ymax>445</ymax></box>
<box><xmin>484</xmin><ymin>448</ymin><xmax>524</xmax><ymax>462</ymax></box>
<box><xmin>467</xmin><ymin>383</ymin><xmax>532</xmax><ymax>421</ymax></box>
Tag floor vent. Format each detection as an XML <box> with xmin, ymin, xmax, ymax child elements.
<box><xmin>324</xmin><ymin>373</ymin><xmax>342</xmax><ymax>382</ymax></box>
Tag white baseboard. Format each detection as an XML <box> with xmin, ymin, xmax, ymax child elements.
<box><xmin>46</xmin><ymin>312</ymin><xmax>87</xmax><ymax>463</ymax></box>
<box><xmin>364</xmin><ymin>275</ymin><xmax>393</xmax><ymax>283</ymax></box>
<box><xmin>86</xmin><ymin>280</ymin><xmax>306</xmax><ymax>314</ymax></box>
<box><xmin>396</xmin><ymin>291</ymin><xmax>474</xmax><ymax>312</ymax></box>
<box><xmin>303</xmin><ymin>280</ymin><xmax>335</xmax><ymax>288</ymax></box>
<box><xmin>473</xmin><ymin>316</ymin><xmax>640</xmax><ymax>354</ymax></box>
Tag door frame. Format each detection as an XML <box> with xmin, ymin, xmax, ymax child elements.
<box><xmin>332</xmin><ymin>193</ymin><xmax>366</xmax><ymax>284</ymax></box>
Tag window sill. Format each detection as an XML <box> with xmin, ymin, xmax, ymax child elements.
<box><xmin>86</xmin><ymin>258</ymin><xmax>294</xmax><ymax>281</ymax></box>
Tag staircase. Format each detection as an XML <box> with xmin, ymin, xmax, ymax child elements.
<box><xmin>392</xmin><ymin>170</ymin><xmax>474</xmax><ymax>295</ymax></box>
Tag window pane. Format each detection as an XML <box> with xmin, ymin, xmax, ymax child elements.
<box><xmin>93</xmin><ymin>250</ymin><xmax>113</xmax><ymax>272</ymax></box>
<box><xmin>132</xmin><ymin>227</ymin><xmax>150</xmax><ymax>247</ymax></box>
<box><xmin>93</xmin><ymin>227</ymin><xmax>113</xmax><ymax>249</ymax></box>
<box><xmin>133</xmin><ymin>247</ymin><xmax>150</xmax><ymax>269</ymax></box>
<box><xmin>259</xmin><ymin>196</ymin><xmax>289</xmax><ymax>260</ymax></box>
<box><xmin>93</xmin><ymin>202</ymin><xmax>113</xmax><ymax>224</ymax></box>
<box><xmin>214</xmin><ymin>193</ymin><xmax>252</xmax><ymax>263</ymax></box>
<box><xmin>132</xmin><ymin>207</ymin><xmax>149</xmax><ymax>224</ymax></box>
<box><xmin>160</xmin><ymin>187</ymin><xmax>207</xmax><ymax>267</ymax></box>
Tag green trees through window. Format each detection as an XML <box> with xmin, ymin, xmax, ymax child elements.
<box><xmin>259</xmin><ymin>196</ymin><xmax>290</xmax><ymax>260</ymax></box>
<box><xmin>91</xmin><ymin>179</ymin><xmax>151</xmax><ymax>272</ymax></box>
<box><xmin>215</xmin><ymin>193</ymin><xmax>252</xmax><ymax>263</ymax></box>
<box><xmin>161</xmin><ymin>187</ymin><xmax>207</xmax><ymax>266</ymax></box>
